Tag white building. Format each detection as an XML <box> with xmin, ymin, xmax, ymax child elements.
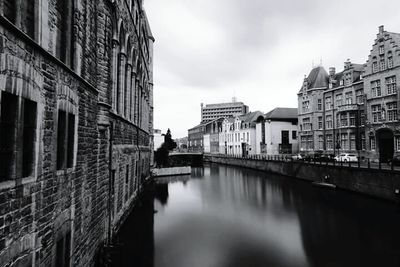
<box><xmin>153</xmin><ymin>129</ymin><xmax>164</xmax><ymax>151</ymax></box>
<box><xmin>256</xmin><ymin>108</ymin><xmax>299</xmax><ymax>155</ymax></box>
<box><xmin>219</xmin><ymin>111</ymin><xmax>263</xmax><ymax>156</ymax></box>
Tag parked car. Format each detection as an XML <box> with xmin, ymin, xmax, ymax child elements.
<box><xmin>291</xmin><ymin>154</ymin><xmax>303</xmax><ymax>160</ymax></box>
<box><xmin>314</xmin><ymin>153</ymin><xmax>335</xmax><ymax>162</ymax></box>
<box><xmin>334</xmin><ymin>153</ymin><xmax>358</xmax><ymax>162</ymax></box>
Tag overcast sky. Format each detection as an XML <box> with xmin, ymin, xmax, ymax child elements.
<box><xmin>144</xmin><ymin>0</ymin><xmax>400</xmax><ymax>138</ymax></box>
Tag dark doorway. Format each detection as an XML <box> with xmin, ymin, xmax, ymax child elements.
<box><xmin>241</xmin><ymin>143</ymin><xmax>247</xmax><ymax>157</ymax></box>
<box><xmin>377</xmin><ymin>129</ymin><xmax>394</xmax><ymax>162</ymax></box>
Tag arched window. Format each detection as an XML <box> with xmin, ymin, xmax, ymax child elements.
<box><xmin>117</xmin><ymin>25</ymin><xmax>126</xmax><ymax>114</ymax></box>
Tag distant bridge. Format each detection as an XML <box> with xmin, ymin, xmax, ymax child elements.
<box><xmin>168</xmin><ymin>152</ymin><xmax>203</xmax><ymax>167</ymax></box>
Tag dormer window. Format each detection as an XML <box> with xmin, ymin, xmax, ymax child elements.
<box><xmin>340</xmin><ymin>80</ymin><xmax>344</xmax><ymax>86</ymax></box>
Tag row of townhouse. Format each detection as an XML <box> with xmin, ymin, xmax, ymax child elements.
<box><xmin>298</xmin><ymin>25</ymin><xmax>400</xmax><ymax>162</ymax></box>
<box><xmin>190</xmin><ymin>108</ymin><xmax>299</xmax><ymax>157</ymax></box>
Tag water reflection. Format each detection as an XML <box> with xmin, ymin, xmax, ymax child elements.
<box><xmin>112</xmin><ymin>163</ymin><xmax>400</xmax><ymax>267</ymax></box>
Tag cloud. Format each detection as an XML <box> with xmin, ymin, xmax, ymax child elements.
<box><xmin>145</xmin><ymin>0</ymin><xmax>400</xmax><ymax>137</ymax></box>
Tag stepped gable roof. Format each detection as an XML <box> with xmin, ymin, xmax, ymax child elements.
<box><xmin>307</xmin><ymin>66</ymin><xmax>329</xmax><ymax>89</ymax></box>
<box><xmin>264</xmin><ymin>107</ymin><xmax>297</xmax><ymax>120</ymax></box>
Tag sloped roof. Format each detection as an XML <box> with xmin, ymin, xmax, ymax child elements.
<box><xmin>238</xmin><ymin>111</ymin><xmax>264</xmax><ymax>123</ymax></box>
<box><xmin>307</xmin><ymin>66</ymin><xmax>329</xmax><ymax>89</ymax></box>
<box><xmin>264</xmin><ymin>107</ymin><xmax>297</xmax><ymax>120</ymax></box>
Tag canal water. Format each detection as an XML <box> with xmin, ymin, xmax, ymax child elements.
<box><xmin>110</xmin><ymin>163</ymin><xmax>400</xmax><ymax>267</ymax></box>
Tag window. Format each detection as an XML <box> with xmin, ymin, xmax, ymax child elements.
<box><xmin>57</xmin><ymin>110</ymin><xmax>75</xmax><ymax>170</ymax></box>
<box><xmin>326</xmin><ymin>115</ymin><xmax>333</xmax><ymax>129</ymax></box>
<box><xmin>55</xmin><ymin>231</ymin><xmax>71</xmax><ymax>267</ymax></box>
<box><xmin>387</xmin><ymin>102</ymin><xmax>398</xmax><ymax>122</ymax></box>
<box><xmin>380</xmin><ymin>59</ymin><xmax>386</xmax><ymax>71</ymax></box>
<box><xmin>356</xmin><ymin>90</ymin><xmax>364</xmax><ymax>104</ymax></box>
<box><xmin>372</xmin><ymin>61</ymin><xmax>378</xmax><ymax>73</ymax></box>
<box><xmin>340</xmin><ymin>133</ymin><xmax>348</xmax><ymax>150</ymax></box>
<box><xmin>388</xmin><ymin>53</ymin><xmax>394</xmax><ymax>68</ymax></box>
<box><xmin>0</xmin><ymin>92</ymin><xmax>37</xmax><ymax>181</ymax></box>
<box><xmin>345</xmin><ymin>73</ymin><xmax>352</xmax><ymax>87</ymax></box>
<box><xmin>372</xmin><ymin>104</ymin><xmax>382</xmax><ymax>123</ymax></box>
<box><xmin>325</xmin><ymin>96</ymin><xmax>332</xmax><ymax>110</ymax></box>
<box><xmin>317</xmin><ymin>99</ymin><xmax>322</xmax><ymax>111</ymax></box>
<box><xmin>247</xmin><ymin>132</ymin><xmax>249</xmax><ymax>142</ymax></box>
<box><xmin>386</xmin><ymin>76</ymin><xmax>397</xmax><ymax>95</ymax></box>
<box><xmin>292</xmin><ymin>131</ymin><xmax>297</xmax><ymax>140</ymax></box>
<box><xmin>361</xmin><ymin>133</ymin><xmax>366</xmax><ymax>150</ymax></box>
<box><xmin>302</xmin><ymin>100</ymin><xmax>310</xmax><ymax>113</ymax></box>
<box><xmin>326</xmin><ymin>134</ymin><xmax>333</xmax><ymax>150</ymax></box>
<box><xmin>379</xmin><ymin>45</ymin><xmax>385</xmax><ymax>55</ymax></box>
<box><xmin>3</xmin><ymin>0</ymin><xmax>35</xmax><ymax>39</ymax></box>
<box><xmin>345</xmin><ymin>92</ymin><xmax>353</xmax><ymax>104</ymax></box>
<box><xmin>302</xmin><ymin>118</ymin><xmax>312</xmax><ymax>131</ymax></box>
<box><xmin>350</xmin><ymin>113</ymin><xmax>356</xmax><ymax>126</ymax></box>
<box><xmin>335</xmin><ymin>94</ymin><xmax>342</xmax><ymax>107</ymax></box>
<box><xmin>359</xmin><ymin>111</ymin><xmax>366</xmax><ymax>126</ymax></box>
<box><xmin>396</xmin><ymin>136</ymin><xmax>400</xmax><ymax>151</ymax></box>
<box><xmin>340</xmin><ymin>113</ymin><xmax>348</xmax><ymax>127</ymax></box>
<box><xmin>350</xmin><ymin>133</ymin><xmax>356</xmax><ymax>150</ymax></box>
<box><xmin>318</xmin><ymin>116</ymin><xmax>323</xmax><ymax>130</ymax></box>
<box><xmin>55</xmin><ymin>0</ymin><xmax>74</xmax><ymax>65</ymax></box>
<box><xmin>318</xmin><ymin>135</ymin><xmax>324</xmax><ymax>150</ymax></box>
<box><xmin>370</xmin><ymin>136</ymin><xmax>376</xmax><ymax>150</ymax></box>
<box><xmin>371</xmin><ymin>80</ymin><xmax>381</xmax><ymax>97</ymax></box>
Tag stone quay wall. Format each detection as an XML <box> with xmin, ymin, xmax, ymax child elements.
<box><xmin>204</xmin><ymin>155</ymin><xmax>400</xmax><ymax>203</ymax></box>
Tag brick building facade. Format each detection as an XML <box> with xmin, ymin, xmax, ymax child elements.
<box><xmin>0</xmin><ymin>0</ymin><xmax>154</xmax><ymax>266</ymax></box>
<box><xmin>298</xmin><ymin>26</ymin><xmax>400</xmax><ymax>162</ymax></box>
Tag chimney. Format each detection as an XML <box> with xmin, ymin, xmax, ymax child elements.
<box><xmin>379</xmin><ymin>25</ymin><xmax>384</xmax><ymax>34</ymax></box>
<box><xmin>329</xmin><ymin>67</ymin><xmax>336</xmax><ymax>76</ymax></box>
<box><xmin>344</xmin><ymin>59</ymin><xmax>351</xmax><ymax>69</ymax></box>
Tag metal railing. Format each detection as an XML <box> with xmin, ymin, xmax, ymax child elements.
<box><xmin>205</xmin><ymin>153</ymin><xmax>400</xmax><ymax>173</ymax></box>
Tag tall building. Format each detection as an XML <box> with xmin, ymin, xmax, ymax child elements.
<box><xmin>363</xmin><ymin>26</ymin><xmax>400</xmax><ymax>161</ymax></box>
<box><xmin>0</xmin><ymin>0</ymin><xmax>153</xmax><ymax>266</ymax></box>
<box><xmin>298</xmin><ymin>66</ymin><xmax>329</xmax><ymax>153</ymax></box>
<box><xmin>201</xmin><ymin>100</ymin><xmax>249</xmax><ymax>123</ymax></box>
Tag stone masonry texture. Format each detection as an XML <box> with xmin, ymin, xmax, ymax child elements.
<box><xmin>0</xmin><ymin>0</ymin><xmax>154</xmax><ymax>266</ymax></box>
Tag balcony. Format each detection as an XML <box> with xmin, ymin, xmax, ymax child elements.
<box><xmin>337</xmin><ymin>104</ymin><xmax>359</xmax><ymax>112</ymax></box>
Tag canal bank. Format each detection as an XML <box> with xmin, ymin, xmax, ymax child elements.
<box><xmin>204</xmin><ymin>154</ymin><xmax>400</xmax><ymax>203</ymax></box>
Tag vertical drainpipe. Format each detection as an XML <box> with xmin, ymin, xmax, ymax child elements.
<box><xmin>108</xmin><ymin>122</ymin><xmax>114</xmax><ymax>244</ymax></box>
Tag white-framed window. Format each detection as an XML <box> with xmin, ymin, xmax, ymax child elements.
<box><xmin>325</xmin><ymin>96</ymin><xmax>332</xmax><ymax>110</ymax></box>
<box><xmin>372</xmin><ymin>104</ymin><xmax>382</xmax><ymax>122</ymax></box>
<box><xmin>326</xmin><ymin>115</ymin><xmax>333</xmax><ymax>129</ymax></box>
<box><xmin>388</xmin><ymin>54</ymin><xmax>394</xmax><ymax>69</ymax></box>
<box><xmin>386</xmin><ymin>76</ymin><xmax>397</xmax><ymax>95</ymax></box>
<box><xmin>317</xmin><ymin>99</ymin><xmax>322</xmax><ymax>111</ymax></box>
<box><xmin>361</xmin><ymin>133</ymin><xmax>366</xmax><ymax>150</ymax></box>
<box><xmin>318</xmin><ymin>135</ymin><xmax>324</xmax><ymax>150</ymax></box>
<box><xmin>340</xmin><ymin>133</ymin><xmax>348</xmax><ymax>150</ymax></box>
<box><xmin>372</xmin><ymin>61</ymin><xmax>378</xmax><ymax>73</ymax></box>
<box><xmin>318</xmin><ymin>116</ymin><xmax>323</xmax><ymax>130</ymax></box>
<box><xmin>371</xmin><ymin>80</ymin><xmax>381</xmax><ymax>97</ymax></box>
<box><xmin>350</xmin><ymin>113</ymin><xmax>356</xmax><ymax>126</ymax></box>
<box><xmin>350</xmin><ymin>133</ymin><xmax>356</xmax><ymax>150</ymax></box>
<box><xmin>340</xmin><ymin>113</ymin><xmax>348</xmax><ymax>127</ymax></box>
<box><xmin>379</xmin><ymin>45</ymin><xmax>385</xmax><ymax>55</ymax></box>
<box><xmin>302</xmin><ymin>117</ymin><xmax>312</xmax><ymax>131</ymax></box>
<box><xmin>336</xmin><ymin>94</ymin><xmax>343</xmax><ymax>107</ymax></box>
<box><xmin>345</xmin><ymin>73</ymin><xmax>352</xmax><ymax>86</ymax></box>
<box><xmin>380</xmin><ymin>59</ymin><xmax>386</xmax><ymax>71</ymax></box>
<box><xmin>387</xmin><ymin>102</ymin><xmax>398</xmax><ymax>122</ymax></box>
<box><xmin>345</xmin><ymin>92</ymin><xmax>353</xmax><ymax>104</ymax></box>
<box><xmin>302</xmin><ymin>100</ymin><xmax>310</xmax><ymax>113</ymax></box>
<box><xmin>396</xmin><ymin>136</ymin><xmax>400</xmax><ymax>151</ymax></box>
<box><xmin>370</xmin><ymin>136</ymin><xmax>376</xmax><ymax>150</ymax></box>
<box><xmin>326</xmin><ymin>134</ymin><xmax>333</xmax><ymax>150</ymax></box>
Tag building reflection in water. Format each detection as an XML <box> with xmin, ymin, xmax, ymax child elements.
<box><xmin>112</xmin><ymin>163</ymin><xmax>400</xmax><ymax>267</ymax></box>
